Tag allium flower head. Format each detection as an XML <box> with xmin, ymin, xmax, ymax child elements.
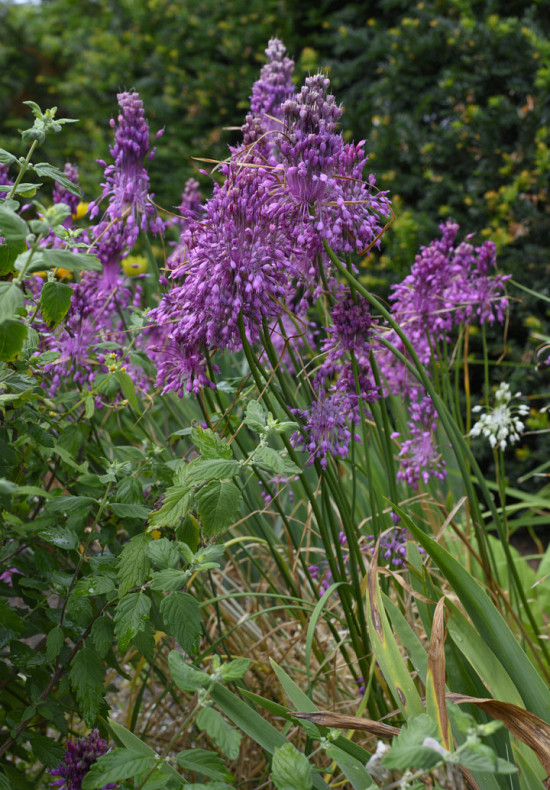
<box><xmin>393</xmin><ymin>395</ymin><xmax>447</xmax><ymax>489</ymax></box>
<box><xmin>52</xmin><ymin>163</ymin><xmax>81</xmax><ymax>218</ymax></box>
<box><xmin>291</xmin><ymin>389</ymin><xmax>358</xmax><ymax>470</ymax></box>
<box><xmin>250</xmin><ymin>38</ymin><xmax>295</xmax><ymax>129</ymax></box>
<box><xmin>470</xmin><ymin>382</ymin><xmax>529</xmax><ymax>450</ymax></box>
<box><xmin>49</xmin><ymin>729</ymin><xmax>117</xmax><ymax>790</ymax></box>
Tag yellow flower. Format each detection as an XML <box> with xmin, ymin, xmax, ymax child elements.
<box><xmin>122</xmin><ymin>254</ymin><xmax>148</xmax><ymax>276</ymax></box>
<box><xmin>72</xmin><ymin>201</ymin><xmax>89</xmax><ymax>220</ymax></box>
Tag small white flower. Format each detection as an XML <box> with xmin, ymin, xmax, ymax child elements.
<box><xmin>470</xmin><ymin>382</ymin><xmax>529</xmax><ymax>451</ymax></box>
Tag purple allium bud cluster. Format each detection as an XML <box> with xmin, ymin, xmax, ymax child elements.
<box><xmin>52</xmin><ymin>162</ymin><xmax>81</xmax><ymax>218</ymax></box>
<box><xmin>249</xmin><ymin>37</ymin><xmax>295</xmax><ymax>129</ymax></box>
<box><xmin>49</xmin><ymin>729</ymin><xmax>117</xmax><ymax>790</ymax></box>
<box><xmin>392</xmin><ymin>395</ymin><xmax>446</xmax><ymax>489</ymax></box>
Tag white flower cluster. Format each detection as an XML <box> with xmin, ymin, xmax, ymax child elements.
<box><xmin>470</xmin><ymin>382</ymin><xmax>529</xmax><ymax>450</ymax></box>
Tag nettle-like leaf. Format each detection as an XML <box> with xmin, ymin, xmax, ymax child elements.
<box><xmin>160</xmin><ymin>591</ymin><xmax>202</xmax><ymax>654</ymax></box>
<box><xmin>244</xmin><ymin>400</ymin><xmax>267</xmax><ymax>433</ymax></box>
<box><xmin>271</xmin><ymin>743</ymin><xmax>313</xmax><ymax>790</ymax></box>
<box><xmin>183</xmin><ymin>458</ymin><xmax>240</xmax><ymax>485</ymax></box>
<box><xmin>0</xmin><ymin>319</ymin><xmax>27</xmax><ymax>361</ymax></box>
<box><xmin>69</xmin><ymin>647</ymin><xmax>105</xmax><ymax>726</ymax></box>
<box><xmin>196</xmin><ymin>479</ymin><xmax>242</xmax><ymax>537</ymax></box>
<box><xmin>176</xmin><ymin>748</ymin><xmax>234</xmax><ymax>782</ymax></box>
<box><xmin>148</xmin><ymin>485</ymin><xmax>192</xmax><ymax>530</ymax></box>
<box><xmin>39</xmin><ymin>280</ymin><xmax>72</xmax><ymax>327</ymax></box>
<box><xmin>81</xmin><ymin>750</ymin><xmax>156</xmax><ymax>789</ymax></box>
<box><xmin>90</xmin><ymin>616</ymin><xmax>114</xmax><ymax>659</ymax></box>
<box><xmin>0</xmin><ymin>282</ymin><xmax>24</xmax><ymax>319</ymax></box>
<box><xmin>0</xmin><ymin>206</ymin><xmax>29</xmax><ymax>242</ymax></box>
<box><xmin>191</xmin><ymin>425</ymin><xmax>233</xmax><ymax>459</ymax></box>
<box><xmin>46</xmin><ymin>625</ymin><xmax>64</xmax><ymax>663</ymax></box>
<box><xmin>168</xmin><ymin>650</ymin><xmax>208</xmax><ymax>692</ymax></box>
<box><xmin>110</xmin><ymin>502</ymin><xmax>150</xmax><ymax>520</ymax></box>
<box><xmin>114</xmin><ymin>592</ymin><xmax>152</xmax><ymax>652</ymax></box>
<box><xmin>150</xmin><ymin>568</ymin><xmax>191</xmax><ymax>591</ymax></box>
<box><xmin>196</xmin><ymin>707</ymin><xmax>242</xmax><ymax>761</ymax></box>
<box><xmin>117</xmin><ymin>533</ymin><xmax>151</xmax><ymax>597</ymax></box>
<box><xmin>219</xmin><ymin>658</ymin><xmax>250</xmax><ymax>682</ymax></box>
<box><xmin>33</xmin><ymin>163</ymin><xmax>81</xmax><ymax>196</ymax></box>
<box><xmin>382</xmin><ymin>715</ymin><xmax>441</xmax><ymax>773</ymax></box>
<box><xmin>147</xmin><ymin>536</ymin><xmax>180</xmax><ymax>569</ymax></box>
<box><xmin>14</xmin><ymin>248</ymin><xmax>101</xmax><ymax>275</ymax></box>
<box><xmin>252</xmin><ymin>446</ymin><xmax>302</xmax><ymax>476</ymax></box>
<box><xmin>0</xmin><ymin>240</ymin><xmax>26</xmax><ymax>275</ymax></box>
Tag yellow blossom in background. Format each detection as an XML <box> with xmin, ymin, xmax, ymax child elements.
<box><xmin>72</xmin><ymin>201</ymin><xmax>89</xmax><ymax>220</ymax></box>
<box><xmin>122</xmin><ymin>254</ymin><xmax>148</xmax><ymax>276</ymax></box>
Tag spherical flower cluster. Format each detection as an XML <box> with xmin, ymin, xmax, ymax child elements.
<box><xmin>49</xmin><ymin>729</ymin><xmax>117</xmax><ymax>790</ymax></box>
<box><xmin>291</xmin><ymin>389</ymin><xmax>358</xmax><ymax>470</ymax></box>
<box><xmin>470</xmin><ymin>382</ymin><xmax>529</xmax><ymax>450</ymax></box>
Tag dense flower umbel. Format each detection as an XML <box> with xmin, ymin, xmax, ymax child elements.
<box><xmin>250</xmin><ymin>38</ymin><xmax>295</xmax><ymax>130</ymax></box>
<box><xmin>49</xmin><ymin>729</ymin><xmax>117</xmax><ymax>790</ymax></box>
<box><xmin>470</xmin><ymin>382</ymin><xmax>530</xmax><ymax>450</ymax></box>
<box><xmin>392</xmin><ymin>395</ymin><xmax>447</xmax><ymax>489</ymax></box>
<box><xmin>89</xmin><ymin>91</ymin><xmax>163</xmax><ymax>284</ymax></box>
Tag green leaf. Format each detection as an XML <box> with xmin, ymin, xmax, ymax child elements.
<box><xmin>39</xmin><ymin>280</ymin><xmax>72</xmax><ymax>327</ymax></box>
<box><xmin>37</xmin><ymin>526</ymin><xmax>79</xmax><ymax>550</ymax></box>
<box><xmin>69</xmin><ymin>647</ymin><xmax>104</xmax><ymax>726</ymax></box>
<box><xmin>118</xmin><ymin>533</ymin><xmax>151</xmax><ymax>597</ymax></box>
<box><xmin>176</xmin><ymin>749</ymin><xmax>233</xmax><ymax>782</ymax></box>
<box><xmin>0</xmin><ymin>241</ymin><xmax>27</xmax><ymax>276</ymax></box>
<box><xmin>191</xmin><ymin>426</ymin><xmax>232</xmax><ymax>459</ymax></box>
<box><xmin>0</xmin><ymin>282</ymin><xmax>24</xmax><ymax>318</ymax></box>
<box><xmin>81</xmin><ymin>750</ymin><xmax>155</xmax><ymax>789</ymax></box>
<box><xmin>26</xmin><ymin>733</ymin><xmax>64</xmax><ymax>769</ymax></box>
<box><xmin>151</xmin><ymin>568</ymin><xmax>191</xmax><ymax>591</ymax></box>
<box><xmin>90</xmin><ymin>616</ymin><xmax>113</xmax><ymax>658</ymax></box>
<box><xmin>0</xmin><ymin>148</ymin><xmax>17</xmax><ymax>166</ymax></box>
<box><xmin>47</xmin><ymin>495</ymin><xmax>96</xmax><ymax>514</ymax></box>
<box><xmin>148</xmin><ymin>485</ymin><xmax>192</xmax><ymax>529</ymax></box>
<box><xmin>244</xmin><ymin>401</ymin><xmax>267</xmax><ymax>433</ymax></box>
<box><xmin>147</xmin><ymin>537</ymin><xmax>180</xmax><ymax>569</ymax></box>
<box><xmin>196</xmin><ymin>707</ymin><xmax>242</xmax><ymax>761</ymax></box>
<box><xmin>160</xmin><ymin>592</ymin><xmax>201</xmax><ymax>653</ymax></box>
<box><xmin>252</xmin><ymin>446</ymin><xmax>302</xmax><ymax>476</ymax></box>
<box><xmin>271</xmin><ymin>743</ymin><xmax>313</xmax><ymax>790</ymax></box>
<box><xmin>400</xmin><ymin>509</ymin><xmax>550</xmax><ymax>722</ymax></box>
<box><xmin>73</xmin><ymin>575</ymin><xmax>116</xmax><ymax>596</ymax></box>
<box><xmin>33</xmin><ymin>163</ymin><xmax>81</xmax><ymax>196</ymax></box>
<box><xmin>459</xmin><ymin>744</ymin><xmax>518</xmax><ymax>774</ymax></box>
<box><xmin>108</xmin><ymin>719</ymin><xmax>157</xmax><ymax>757</ymax></box>
<box><xmin>324</xmin><ymin>745</ymin><xmax>375</xmax><ymax>790</ymax></box>
<box><xmin>0</xmin><ymin>207</ymin><xmax>29</xmax><ymax>242</ymax></box>
<box><xmin>115</xmin><ymin>476</ymin><xmax>144</xmax><ymax>505</ymax></box>
<box><xmin>114</xmin><ymin>592</ymin><xmax>152</xmax><ymax>652</ymax></box>
<box><xmin>114</xmin><ymin>370</ymin><xmax>140</xmax><ymax>412</ymax></box>
<box><xmin>219</xmin><ymin>658</ymin><xmax>250</xmax><ymax>682</ymax></box>
<box><xmin>110</xmin><ymin>502</ymin><xmax>150</xmax><ymax>520</ymax></box>
<box><xmin>46</xmin><ymin>625</ymin><xmax>64</xmax><ymax>662</ymax></box>
<box><xmin>381</xmin><ymin>715</ymin><xmax>440</xmax><ymax>772</ymax></box>
<box><xmin>196</xmin><ymin>480</ymin><xmax>242</xmax><ymax>537</ymax></box>
<box><xmin>183</xmin><ymin>458</ymin><xmax>240</xmax><ymax>485</ymax></box>
<box><xmin>168</xmin><ymin>650</ymin><xmax>208</xmax><ymax>691</ymax></box>
<box><xmin>132</xmin><ymin>621</ymin><xmax>156</xmax><ymax>663</ymax></box>
<box><xmin>0</xmin><ymin>320</ymin><xmax>27</xmax><ymax>361</ymax></box>
<box><xmin>15</xmin><ymin>248</ymin><xmax>101</xmax><ymax>275</ymax></box>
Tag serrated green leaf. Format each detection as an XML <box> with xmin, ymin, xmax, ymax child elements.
<box><xmin>15</xmin><ymin>248</ymin><xmax>101</xmax><ymax>274</ymax></box>
<box><xmin>46</xmin><ymin>625</ymin><xmax>64</xmax><ymax>662</ymax></box>
<box><xmin>115</xmin><ymin>476</ymin><xmax>144</xmax><ymax>505</ymax></box>
<box><xmin>196</xmin><ymin>479</ymin><xmax>242</xmax><ymax>537</ymax></box>
<box><xmin>160</xmin><ymin>592</ymin><xmax>201</xmax><ymax>654</ymax></box>
<box><xmin>0</xmin><ymin>282</ymin><xmax>24</xmax><ymax>318</ymax></box>
<box><xmin>37</xmin><ymin>526</ymin><xmax>79</xmax><ymax>550</ymax></box>
<box><xmin>90</xmin><ymin>616</ymin><xmax>113</xmax><ymax>658</ymax></box>
<box><xmin>147</xmin><ymin>537</ymin><xmax>180</xmax><ymax>569</ymax></box>
<box><xmin>110</xmin><ymin>502</ymin><xmax>150</xmax><ymax>520</ymax></box>
<box><xmin>33</xmin><ymin>163</ymin><xmax>81</xmax><ymax>196</ymax></box>
<box><xmin>47</xmin><ymin>495</ymin><xmax>96</xmax><ymax>514</ymax></box>
<box><xmin>244</xmin><ymin>400</ymin><xmax>267</xmax><ymax>433</ymax></box>
<box><xmin>0</xmin><ymin>206</ymin><xmax>29</xmax><ymax>242</ymax></box>
<box><xmin>381</xmin><ymin>715</ymin><xmax>440</xmax><ymax>772</ymax></box>
<box><xmin>0</xmin><ymin>148</ymin><xmax>16</xmax><ymax>165</ymax></box>
<box><xmin>39</xmin><ymin>280</ymin><xmax>72</xmax><ymax>327</ymax></box>
<box><xmin>69</xmin><ymin>647</ymin><xmax>104</xmax><ymax>726</ymax></box>
<box><xmin>271</xmin><ymin>743</ymin><xmax>313</xmax><ymax>790</ymax></box>
<box><xmin>191</xmin><ymin>426</ymin><xmax>232</xmax><ymax>459</ymax></box>
<box><xmin>168</xmin><ymin>650</ymin><xmax>208</xmax><ymax>691</ymax></box>
<box><xmin>252</xmin><ymin>446</ymin><xmax>302</xmax><ymax>476</ymax></box>
<box><xmin>176</xmin><ymin>749</ymin><xmax>233</xmax><ymax>782</ymax></box>
<box><xmin>148</xmin><ymin>485</ymin><xmax>192</xmax><ymax>529</ymax></box>
<box><xmin>73</xmin><ymin>575</ymin><xmax>116</xmax><ymax>596</ymax></box>
<box><xmin>458</xmin><ymin>744</ymin><xmax>517</xmax><ymax>774</ymax></box>
<box><xmin>118</xmin><ymin>533</ymin><xmax>151</xmax><ymax>597</ymax></box>
<box><xmin>196</xmin><ymin>707</ymin><xmax>242</xmax><ymax>761</ymax></box>
<box><xmin>26</xmin><ymin>733</ymin><xmax>65</xmax><ymax>769</ymax></box>
<box><xmin>151</xmin><ymin>569</ymin><xmax>191</xmax><ymax>591</ymax></box>
<box><xmin>132</xmin><ymin>621</ymin><xmax>156</xmax><ymax>663</ymax></box>
<box><xmin>0</xmin><ymin>319</ymin><xmax>27</xmax><ymax>361</ymax></box>
<box><xmin>81</xmin><ymin>750</ymin><xmax>155</xmax><ymax>789</ymax></box>
<box><xmin>0</xmin><ymin>240</ymin><xmax>26</xmax><ymax>276</ymax></box>
<box><xmin>114</xmin><ymin>592</ymin><xmax>151</xmax><ymax>652</ymax></box>
<box><xmin>83</xmin><ymin>391</ymin><xmax>95</xmax><ymax>419</ymax></box>
<box><xmin>183</xmin><ymin>458</ymin><xmax>240</xmax><ymax>485</ymax></box>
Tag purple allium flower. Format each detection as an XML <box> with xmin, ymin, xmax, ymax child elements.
<box><xmin>364</xmin><ymin>528</ymin><xmax>412</xmax><ymax>569</ymax></box>
<box><xmin>89</xmin><ymin>91</ymin><xmax>164</xmax><ymax>283</ymax></box>
<box><xmin>249</xmin><ymin>38</ymin><xmax>295</xmax><ymax>131</ymax></box>
<box><xmin>392</xmin><ymin>395</ymin><xmax>446</xmax><ymax>489</ymax></box>
<box><xmin>291</xmin><ymin>389</ymin><xmax>358</xmax><ymax>470</ymax></box>
<box><xmin>166</xmin><ymin>178</ymin><xmax>203</xmax><ymax>270</ymax></box>
<box><xmin>0</xmin><ymin>163</ymin><xmax>14</xmax><ymax>199</ymax></box>
<box><xmin>0</xmin><ymin>566</ymin><xmax>22</xmax><ymax>587</ymax></box>
<box><xmin>49</xmin><ymin>729</ymin><xmax>117</xmax><ymax>790</ymax></box>
<box><xmin>149</xmin><ymin>157</ymin><xmax>294</xmax><ymax>394</ymax></box>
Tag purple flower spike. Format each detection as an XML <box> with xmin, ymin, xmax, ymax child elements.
<box><xmin>52</xmin><ymin>163</ymin><xmax>81</xmax><ymax>219</ymax></box>
<box><xmin>250</xmin><ymin>38</ymin><xmax>295</xmax><ymax>129</ymax></box>
<box><xmin>49</xmin><ymin>729</ymin><xmax>117</xmax><ymax>790</ymax></box>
